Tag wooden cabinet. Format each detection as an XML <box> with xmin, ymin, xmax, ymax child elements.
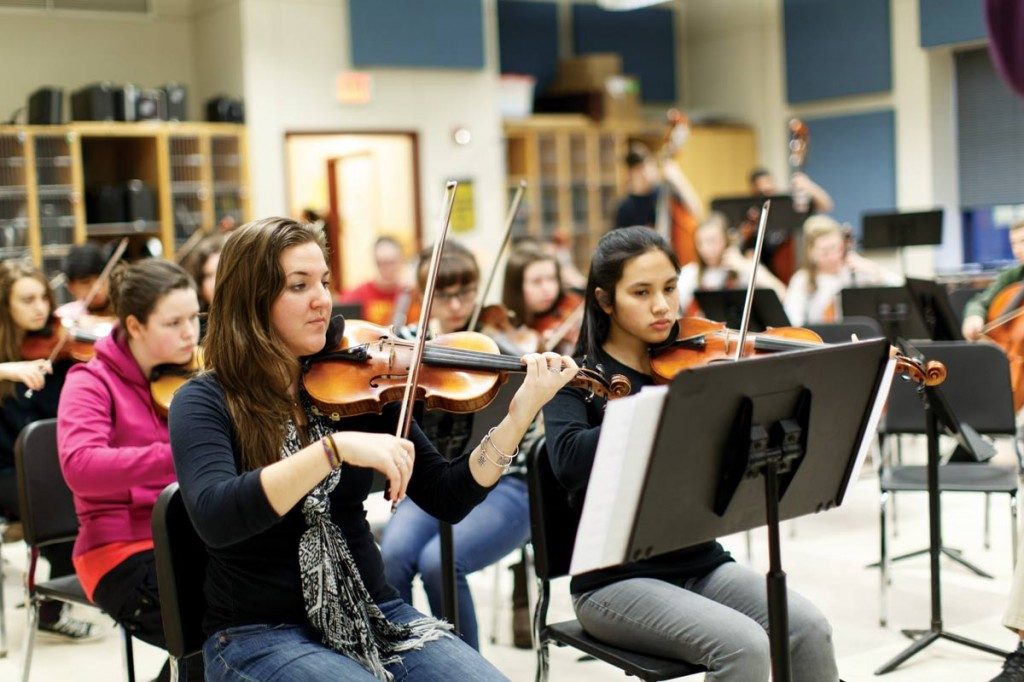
<box><xmin>0</xmin><ymin>122</ymin><xmax>249</xmax><ymax>292</ymax></box>
<box><xmin>503</xmin><ymin>115</ymin><xmax>756</xmax><ymax>269</ymax></box>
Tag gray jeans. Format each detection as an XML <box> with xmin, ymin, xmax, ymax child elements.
<box><xmin>572</xmin><ymin>562</ymin><xmax>838</xmax><ymax>682</ymax></box>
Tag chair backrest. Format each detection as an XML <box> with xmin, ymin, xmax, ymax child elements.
<box><xmin>807</xmin><ymin>316</ymin><xmax>884</xmax><ymax>344</ymax></box>
<box><xmin>948</xmin><ymin>286</ymin><xmax>985</xmax><ymax>325</ymax></box>
<box><xmin>527</xmin><ymin>437</ymin><xmax>582</xmax><ymax>581</ymax></box>
<box><xmin>15</xmin><ymin>418</ymin><xmax>79</xmax><ymax>547</ymax></box>
<box><xmin>152</xmin><ymin>483</ymin><xmax>208</xmax><ymax>659</ymax></box>
<box><xmin>882</xmin><ymin>341</ymin><xmax>1015</xmax><ymax>435</ymax></box>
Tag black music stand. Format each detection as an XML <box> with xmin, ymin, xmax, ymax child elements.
<box><xmin>578</xmin><ymin>339</ymin><xmax>893</xmax><ymax>681</ymax></box>
<box><xmin>904</xmin><ymin>278</ymin><xmax>964</xmax><ymax>341</ymax></box>
<box><xmin>694</xmin><ymin>288</ymin><xmax>790</xmax><ymax>332</ymax></box>
<box><xmin>861</xmin><ymin>209</ymin><xmax>943</xmax><ymax>277</ymax></box>
<box><xmin>841</xmin><ymin>287</ymin><xmax>931</xmax><ymax>342</ymax></box>
<box><xmin>874</xmin><ymin>341</ymin><xmax>1010</xmax><ymax>674</ymax></box>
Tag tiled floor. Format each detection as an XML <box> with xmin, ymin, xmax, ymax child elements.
<box><xmin>0</xmin><ymin>439</ymin><xmax>1018</xmax><ymax>681</ymax></box>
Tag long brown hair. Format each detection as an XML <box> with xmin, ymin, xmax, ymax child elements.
<box><xmin>502</xmin><ymin>244</ymin><xmax>562</xmax><ymax>326</ymax></box>
<box><xmin>204</xmin><ymin>217</ymin><xmax>328</xmax><ymax>470</ymax></box>
<box><xmin>0</xmin><ymin>260</ymin><xmax>56</xmax><ymax>398</ymax></box>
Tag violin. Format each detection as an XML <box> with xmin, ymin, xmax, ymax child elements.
<box><xmin>980</xmin><ymin>281</ymin><xmax>1024</xmax><ymax>411</ymax></box>
<box><xmin>531</xmin><ymin>291</ymin><xmax>584</xmax><ymax>354</ymax></box>
<box><xmin>21</xmin><ymin>318</ymin><xmax>105</xmax><ymax>363</ymax></box>
<box><xmin>649</xmin><ymin>316</ymin><xmax>947</xmax><ymax>387</ymax></box>
<box><xmin>301</xmin><ymin>319</ymin><xmax>631</xmax><ymax>420</ymax></box>
<box><xmin>476</xmin><ymin>303</ymin><xmax>541</xmax><ymax>355</ymax></box>
<box><xmin>150</xmin><ymin>349</ymin><xmax>205</xmax><ymax>417</ymax></box>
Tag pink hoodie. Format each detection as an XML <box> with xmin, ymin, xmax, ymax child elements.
<box><xmin>57</xmin><ymin>331</ymin><xmax>177</xmax><ymax>557</ymax></box>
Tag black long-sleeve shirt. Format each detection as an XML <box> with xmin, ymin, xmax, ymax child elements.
<box><xmin>169</xmin><ymin>373</ymin><xmax>492</xmax><ymax>636</ymax></box>
<box><xmin>542</xmin><ymin>349</ymin><xmax>731</xmax><ymax>595</ymax></box>
<box><xmin>0</xmin><ymin>358</ymin><xmax>72</xmax><ymax>470</ymax></box>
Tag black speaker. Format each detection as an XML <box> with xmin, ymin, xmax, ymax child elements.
<box><xmin>136</xmin><ymin>89</ymin><xmax>166</xmax><ymax>121</ymax></box>
<box><xmin>27</xmin><ymin>87</ymin><xmax>64</xmax><ymax>124</ymax></box>
<box><xmin>114</xmin><ymin>84</ymin><xmax>139</xmax><ymax>121</ymax></box>
<box><xmin>86</xmin><ymin>185</ymin><xmax>126</xmax><ymax>224</ymax></box>
<box><xmin>206</xmin><ymin>96</ymin><xmax>244</xmax><ymax>123</ymax></box>
<box><xmin>71</xmin><ymin>83</ymin><xmax>116</xmax><ymax>122</ymax></box>
<box><xmin>160</xmin><ymin>83</ymin><xmax>188</xmax><ymax>121</ymax></box>
<box><xmin>124</xmin><ymin>180</ymin><xmax>157</xmax><ymax>221</ymax></box>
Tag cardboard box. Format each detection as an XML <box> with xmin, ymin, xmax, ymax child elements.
<box><xmin>551</xmin><ymin>53</ymin><xmax>623</xmax><ymax>93</ymax></box>
<box><xmin>535</xmin><ymin>75</ymin><xmax>641</xmax><ymax>122</ymax></box>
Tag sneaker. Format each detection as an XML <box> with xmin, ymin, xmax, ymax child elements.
<box><xmin>991</xmin><ymin>643</ymin><xmax>1024</xmax><ymax>682</ymax></box>
<box><xmin>37</xmin><ymin>614</ymin><xmax>102</xmax><ymax>643</ymax></box>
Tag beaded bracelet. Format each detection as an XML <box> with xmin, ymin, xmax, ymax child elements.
<box><xmin>321</xmin><ymin>435</ymin><xmax>342</xmax><ymax>470</ymax></box>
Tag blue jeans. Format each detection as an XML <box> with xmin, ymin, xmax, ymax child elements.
<box><xmin>203</xmin><ymin>599</ymin><xmax>508</xmax><ymax>681</ymax></box>
<box><xmin>380</xmin><ymin>476</ymin><xmax>530</xmax><ymax>650</ymax></box>
<box><xmin>572</xmin><ymin>562</ymin><xmax>838</xmax><ymax>682</ymax></box>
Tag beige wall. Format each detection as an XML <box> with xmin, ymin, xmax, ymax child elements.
<box><xmin>238</xmin><ymin>0</ymin><xmax>506</xmax><ymax>264</ymax></box>
<box><xmin>0</xmin><ymin>1</ymin><xmax>198</xmax><ymax>121</ymax></box>
<box><xmin>680</xmin><ymin>0</ymin><xmax>974</xmax><ymax>274</ymax></box>
<box><xmin>192</xmin><ymin>0</ymin><xmax>244</xmax><ymax>111</ymax></box>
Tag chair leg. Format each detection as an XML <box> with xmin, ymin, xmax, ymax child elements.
<box><xmin>533</xmin><ymin>579</ymin><xmax>550</xmax><ymax>682</ymax></box>
<box><xmin>1011</xmin><ymin>494</ymin><xmax>1019</xmax><ymax>571</ymax></box>
<box><xmin>488</xmin><ymin>561</ymin><xmax>502</xmax><ymax>645</ymax></box>
<box><xmin>985</xmin><ymin>492</ymin><xmax>992</xmax><ymax>550</ymax></box>
<box><xmin>0</xmin><ymin>538</ymin><xmax>7</xmax><ymax>659</ymax></box>
<box><xmin>21</xmin><ymin>599</ymin><xmax>39</xmax><ymax>682</ymax></box>
<box><xmin>880</xmin><ymin>490</ymin><xmax>890</xmax><ymax>628</ymax></box>
<box><xmin>122</xmin><ymin>626</ymin><xmax>135</xmax><ymax>682</ymax></box>
<box><xmin>745</xmin><ymin>529</ymin><xmax>753</xmax><ymax>563</ymax></box>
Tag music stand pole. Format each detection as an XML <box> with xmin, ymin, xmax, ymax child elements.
<box><xmin>763</xmin><ymin>454</ymin><xmax>792</xmax><ymax>681</ymax></box>
<box><xmin>874</xmin><ymin>385</ymin><xmax>1009</xmax><ymax>674</ymax></box>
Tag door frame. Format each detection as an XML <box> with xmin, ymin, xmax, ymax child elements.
<box><xmin>284</xmin><ymin>130</ymin><xmax>423</xmax><ymax>294</ymax></box>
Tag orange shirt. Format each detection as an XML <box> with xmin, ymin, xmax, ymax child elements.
<box><xmin>73</xmin><ymin>539</ymin><xmax>154</xmax><ymax>601</ymax></box>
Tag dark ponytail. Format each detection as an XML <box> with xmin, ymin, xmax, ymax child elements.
<box><xmin>574</xmin><ymin>226</ymin><xmax>679</xmax><ymax>365</ymax></box>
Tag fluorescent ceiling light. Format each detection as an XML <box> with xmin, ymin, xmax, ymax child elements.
<box><xmin>596</xmin><ymin>0</ymin><xmax>670</xmax><ymax>9</ymax></box>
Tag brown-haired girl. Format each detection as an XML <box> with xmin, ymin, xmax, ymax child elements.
<box><xmin>0</xmin><ymin>260</ymin><xmax>94</xmax><ymax>640</ymax></box>
<box><xmin>57</xmin><ymin>258</ymin><xmax>201</xmax><ymax>676</ymax></box>
<box><xmin>502</xmin><ymin>244</ymin><xmax>581</xmax><ymax>355</ymax></box>
<box><xmin>168</xmin><ymin>217</ymin><xmax>574</xmax><ymax>680</ymax></box>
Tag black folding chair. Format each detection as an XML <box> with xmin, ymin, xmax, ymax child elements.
<box><xmin>152</xmin><ymin>483</ymin><xmax>208</xmax><ymax>682</ymax></box>
<box><xmin>15</xmin><ymin>418</ymin><xmax>135</xmax><ymax>682</ymax></box>
<box><xmin>876</xmin><ymin>342</ymin><xmax>1022</xmax><ymax>626</ymax></box>
<box><xmin>528</xmin><ymin>438</ymin><xmax>705</xmax><ymax>681</ymax></box>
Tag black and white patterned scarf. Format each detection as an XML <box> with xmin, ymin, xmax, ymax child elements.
<box><xmin>283</xmin><ymin>403</ymin><xmax>452</xmax><ymax>680</ymax></box>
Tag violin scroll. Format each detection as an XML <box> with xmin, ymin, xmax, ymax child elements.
<box><xmin>893</xmin><ymin>354</ymin><xmax>946</xmax><ymax>387</ymax></box>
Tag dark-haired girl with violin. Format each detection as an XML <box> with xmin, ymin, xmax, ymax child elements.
<box><xmin>0</xmin><ymin>260</ymin><xmax>96</xmax><ymax>641</ymax></box>
<box><xmin>57</xmin><ymin>258</ymin><xmax>202</xmax><ymax>679</ymax></box>
<box><xmin>381</xmin><ymin>239</ymin><xmax>537</xmax><ymax>652</ymax></box>
<box><xmin>543</xmin><ymin>226</ymin><xmax>839</xmax><ymax>680</ymax></box>
<box><xmin>502</xmin><ymin>243</ymin><xmax>583</xmax><ymax>356</ymax></box>
<box><xmin>168</xmin><ymin>217</ymin><xmax>574</xmax><ymax>680</ymax></box>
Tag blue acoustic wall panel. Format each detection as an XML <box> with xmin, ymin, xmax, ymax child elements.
<box><xmin>919</xmin><ymin>0</ymin><xmax>986</xmax><ymax>48</ymax></box>
<box><xmin>572</xmin><ymin>4</ymin><xmax>676</xmax><ymax>102</ymax></box>
<box><xmin>350</xmin><ymin>0</ymin><xmax>485</xmax><ymax>69</ymax></box>
<box><xmin>498</xmin><ymin>0</ymin><xmax>560</xmax><ymax>93</ymax></box>
<box><xmin>783</xmin><ymin>0</ymin><xmax>891</xmax><ymax>103</ymax></box>
<box><xmin>800</xmin><ymin>110</ymin><xmax>896</xmax><ymax>231</ymax></box>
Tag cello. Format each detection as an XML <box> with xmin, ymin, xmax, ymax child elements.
<box><xmin>980</xmin><ymin>282</ymin><xmax>1024</xmax><ymax>411</ymax></box>
<box><xmin>655</xmin><ymin>108</ymin><xmax>700</xmax><ymax>266</ymax></box>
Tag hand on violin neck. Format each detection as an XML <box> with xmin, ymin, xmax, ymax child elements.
<box><xmin>511</xmin><ymin>352</ymin><xmax>579</xmax><ymax>423</ymax></box>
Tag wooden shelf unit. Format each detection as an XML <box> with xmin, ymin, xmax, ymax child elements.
<box><xmin>503</xmin><ymin>115</ymin><xmax>756</xmax><ymax>270</ymax></box>
<box><xmin>0</xmin><ymin>121</ymin><xmax>249</xmax><ymax>289</ymax></box>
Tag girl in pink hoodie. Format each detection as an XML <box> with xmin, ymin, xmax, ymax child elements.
<box><xmin>57</xmin><ymin>259</ymin><xmax>200</xmax><ymax>678</ymax></box>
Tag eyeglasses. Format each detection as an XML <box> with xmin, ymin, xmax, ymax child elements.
<box><xmin>435</xmin><ymin>286</ymin><xmax>477</xmax><ymax>305</ymax></box>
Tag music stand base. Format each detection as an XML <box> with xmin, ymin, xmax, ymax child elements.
<box><xmin>874</xmin><ymin>629</ymin><xmax>1010</xmax><ymax>675</ymax></box>
<box><xmin>866</xmin><ymin>546</ymin><xmax>994</xmax><ymax>579</ymax></box>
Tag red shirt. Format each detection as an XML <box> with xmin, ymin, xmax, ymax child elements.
<box><xmin>340</xmin><ymin>281</ymin><xmax>404</xmax><ymax>326</ymax></box>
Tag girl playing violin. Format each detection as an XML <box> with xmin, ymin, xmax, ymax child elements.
<box><xmin>381</xmin><ymin>239</ymin><xmax>535</xmax><ymax>651</ymax></box>
<box><xmin>783</xmin><ymin>215</ymin><xmax>901</xmax><ymax>326</ymax></box>
<box><xmin>677</xmin><ymin>214</ymin><xmax>787</xmax><ymax>316</ymax></box>
<box><xmin>168</xmin><ymin>217</ymin><xmax>575</xmax><ymax>681</ymax></box>
<box><xmin>502</xmin><ymin>243</ymin><xmax>583</xmax><ymax>356</ymax></box>
<box><xmin>0</xmin><ymin>260</ymin><xmax>95</xmax><ymax>641</ymax></box>
<box><xmin>543</xmin><ymin>226</ymin><xmax>839</xmax><ymax>681</ymax></box>
<box><xmin>57</xmin><ymin>258</ymin><xmax>202</xmax><ymax>678</ymax></box>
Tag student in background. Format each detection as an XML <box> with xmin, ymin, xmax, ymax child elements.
<box><xmin>339</xmin><ymin>236</ymin><xmax>417</xmax><ymax>327</ymax></box>
<box><xmin>54</xmin><ymin>242</ymin><xmax>113</xmax><ymax>320</ymax></box>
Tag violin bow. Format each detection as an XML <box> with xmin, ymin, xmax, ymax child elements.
<box><xmin>467</xmin><ymin>179</ymin><xmax>526</xmax><ymax>332</ymax></box>
<box><xmin>25</xmin><ymin>237</ymin><xmax>129</xmax><ymax>398</ymax></box>
<box><xmin>392</xmin><ymin>181</ymin><xmax>459</xmax><ymax>510</ymax></box>
<box><xmin>174</xmin><ymin>227</ymin><xmax>209</xmax><ymax>265</ymax></box>
<box><xmin>543</xmin><ymin>300</ymin><xmax>585</xmax><ymax>352</ymax></box>
<box><xmin>733</xmin><ymin>201</ymin><xmax>771</xmax><ymax>361</ymax></box>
